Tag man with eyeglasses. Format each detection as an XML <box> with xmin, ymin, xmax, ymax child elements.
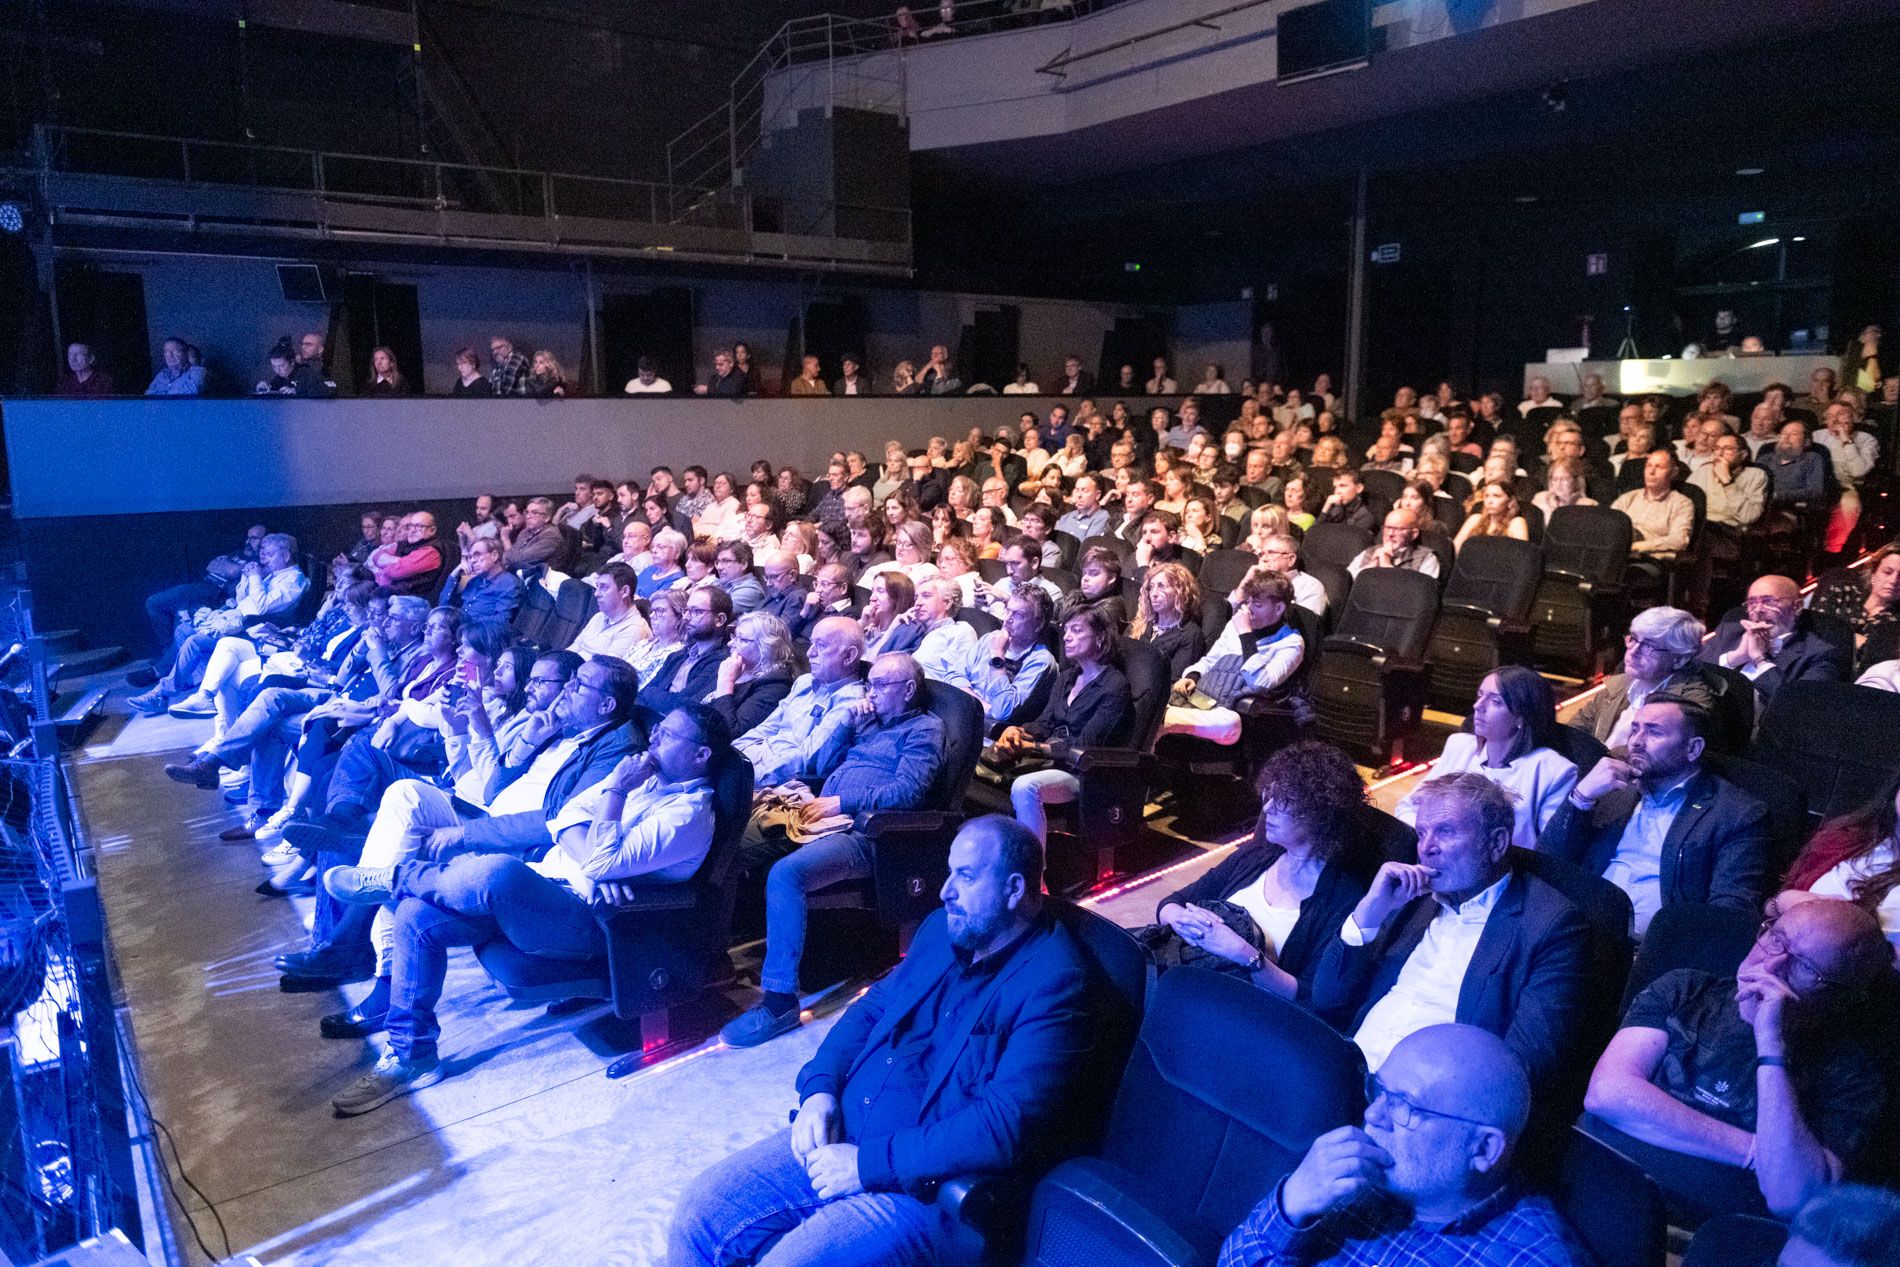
<box><xmin>1313</xmin><ymin>772</ymin><xmax>1590</xmax><ymax>1100</ymax></box>
<box><xmin>367</xmin><ymin>511</ymin><xmax>445</xmax><ymax>596</ymax></box>
<box><xmin>735</xmin><ymin>616</ymin><xmax>868</xmax><ymax>788</ymax></box>
<box><xmin>1253</xmin><ymin>534</ymin><xmax>1326</xmax><ymax>617</ymax></box>
<box><xmin>722</xmin><ymin>652</ymin><xmax>945</xmax><ymax>1049</ymax></box>
<box><xmin>1569</xmin><ymin>605</ymin><xmax>1720</xmax><ymax>748</ymax></box>
<box><xmin>755</xmin><ymin>550</ymin><xmax>808</xmax><ymax>627</ymax></box>
<box><xmin>1584</xmin><ymin>895</ymin><xmax>1898</xmax><ymax>1223</ymax></box>
<box><xmin>637</xmin><ymin>586</ymin><xmax>734</xmax><ymax>719</ymax></box>
<box><xmin>1700</xmin><ymin>574</ymin><xmax>1848</xmax><ymax>702</ymax></box>
<box><xmin>326</xmin><ymin>703</ymin><xmax>727</xmax><ymax>1115</ymax></box>
<box><xmin>1544</xmin><ymin>696</ymin><xmax>1768</xmax><ymax>937</ymax></box>
<box><xmin>1220</xmin><ymin>1024</ymin><xmax>1589</xmax><ymax>1266</ymax></box>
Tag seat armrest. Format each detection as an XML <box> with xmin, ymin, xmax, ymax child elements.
<box><xmin>1020</xmin><ymin>1157</ymin><xmax>1205</xmax><ymax>1267</ymax></box>
<box><xmin>1439</xmin><ymin>601</ymin><xmax>1501</xmax><ymax>623</ymax></box>
<box><xmin>592</xmin><ymin>882</ymin><xmax>701</xmax><ymax>920</ymax></box>
<box><xmin>863</xmin><ymin>810</ymin><xmax>957</xmax><ymax>839</ymax></box>
<box><xmin>938</xmin><ymin>1173</ymin><xmax>1030</xmax><ymax>1234</ymax></box>
<box><xmin>1063</xmin><ymin>746</ymin><xmax>1144</xmax><ymax>774</ymax></box>
<box><xmin>1322</xmin><ymin>634</ymin><xmax>1387</xmax><ymax>656</ymax></box>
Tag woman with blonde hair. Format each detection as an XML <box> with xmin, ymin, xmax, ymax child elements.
<box><xmin>526</xmin><ymin>350</ymin><xmax>567</xmax><ymax>397</ymax></box>
<box><xmin>710</xmin><ymin>612</ymin><xmax>798</xmax><ymax>734</ymax></box>
<box><xmin>1130</xmin><ymin>561</ymin><xmax>1207</xmax><ymax>681</ymax></box>
<box><xmin>892</xmin><ymin>360</ymin><xmax>918</xmax><ymax>395</ymax></box>
<box><xmin>1532</xmin><ymin>457</ymin><xmax>1596</xmax><ymax>518</ymax></box>
<box><xmin>1241</xmin><ymin>503</ymin><xmax>1293</xmax><ymax>557</ymax></box>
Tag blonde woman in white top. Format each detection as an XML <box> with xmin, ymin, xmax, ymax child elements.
<box><xmin>1396</xmin><ymin>666</ymin><xmax>1578</xmax><ymax>848</ymax></box>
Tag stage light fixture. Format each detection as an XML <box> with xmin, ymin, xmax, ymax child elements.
<box><xmin>1735</xmin><ymin>167</ymin><xmax>1765</xmax><ymax>176</ymax></box>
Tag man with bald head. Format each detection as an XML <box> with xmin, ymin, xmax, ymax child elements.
<box><xmin>676</xmin><ymin>816</ymin><xmax>1092</xmax><ymax>1266</ymax></box>
<box><xmin>724</xmin><ymin>652</ymin><xmax>946</xmax><ymax>1048</ymax></box>
<box><xmin>1346</xmin><ymin>508</ymin><xmax>1441</xmax><ymax>580</ymax></box>
<box><xmin>1220</xmin><ymin>1024</ymin><xmax>1589</xmax><ymax>1265</ymax></box>
<box><xmin>755</xmin><ymin>550</ymin><xmax>808</xmax><ymax>627</ymax></box>
<box><xmin>1585</xmin><ymin>895</ymin><xmax>1900</xmax><ymax>1222</ymax></box>
<box><xmin>734</xmin><ymin>615</ymin><xmax>867</xmax><ymax>787</ymax></box>
<box><xmin>1701</xmin><ymin>574</ymin><xmax>1848</xmax><ymax>700</ymax></box>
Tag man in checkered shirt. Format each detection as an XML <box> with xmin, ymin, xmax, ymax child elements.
<box><xmin>1219</xmin><ymin>1024</ymin><xmax>1588</xmax><ymax>1266</ymax></box>
<box><xmin>487</xmin><ymin>335</ymin><xmax>532</xmax><ymax>396</ymax></box>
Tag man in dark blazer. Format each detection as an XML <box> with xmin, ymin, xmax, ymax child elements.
<box><xmin>1698</xmin><ymin>574</ymin><xmax>1848</xmax><ymax>702</ymax></box>
<box><xmin>672</xmin><ymin>816</ymin><xmax>1094</xmax><ymax>1266</ymax></box>
<box><xmin>1540</xmin><ymin>696</ymin><xmax>1768</xmax><ymax>937</ymax></box>
<box><xmin>1311</xmin><ymin>772</ymin><xmax>1591</xmax><ymax>1098</ymax></box>
<box><xmin>1050</xmin><ymin>355</ymin><xmax>1095</xmax><ymax>396</ymax></box>
<box><xmin>635</xmin><ymin>585</ymin><xmax>733</xmax><ymax>721</ymax></box>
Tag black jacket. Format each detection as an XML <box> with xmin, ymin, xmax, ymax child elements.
<box><xmin>1026</xmin><ymin>664</ymin><xmax>1132</xmax><ymax>749</ymax></box>
<box><xmin>637</xmin><ymin>638</ymin><xmax>730</xmax><ymax>717</ymax></box>
<box><xmin>1698</xmin><ymin>617</ymin><xmax>1848</xmax><ymax>700</ymax></box>
<box><xmin>1160</xmin><ymin>832</ymin><xmax>1373</xmax><ymax>1001</ymax></box>
<box><xmin>1538</xmin><ymin>768</ymin><xmax>1769</xmax><ymax>915</ymax></box>
<box><xmin>1311</xmin><ymin>866</ymin><xmax>1592</xmax><ymax>1094</ymax></box>
<box><xmin>710</xmin><ymin>669</ymin><xmax>796</xmax><ymax>738</ymax></box>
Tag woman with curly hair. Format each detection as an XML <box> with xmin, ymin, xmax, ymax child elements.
<box><xmin>1783</xmin><ymin>767</ymin><xmax>1900</xmax><ymax>949</ymax></box>
<box><xmin>1146</xmin><ymin>739</ymin><xmax>1375</xmax><ymax>1000</ymax></box>
<box><xmin>1129</xmin><ymin>561</ymin><xmax>1206</xmax><ymax>682</ymax></box>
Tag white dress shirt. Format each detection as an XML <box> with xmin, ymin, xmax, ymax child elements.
<box><xmin>1347</xmin><ymin>871</ymin><xmax>1511</xmax><ymax>1071</ymax></box>
<box><xmin>567</xmin><ymin>607</ymin><xmax>652</xmax><ymax>663</ymax></box>
<box><xmin>539</xmin><ymin>772</ymin><xmax>715</xmax><ymax>896</ymax></box>
<box><xmin>485</xmin><ymin>732</ymin><xmax>587</xmax><ymax>819</ymax></box>
<box><xmin>1599</xmin><ymin>769</ymin><xmax>1694</xmax><ymax>935</ymax></box>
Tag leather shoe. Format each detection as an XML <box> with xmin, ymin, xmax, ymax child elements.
<box><xmin>218</xmin><ymin>818</ymin><xmax>261</xmax><ymax>843</ymax></box>
<box><xmin>284</xmin><ymin>816</ymin><xmax>369</xmax><ymax>856</ymax></box>
<box><xmin>274</xmin><ymin>949</ymin><xmax>374</xmax><ymax>983</ymax></box>
<box><xmin>166</xmin><ymin>753</ymin><xmax>225</xmax><ymax>790</ymax></box>
<box><xmin>320</xmin><ymin>979</ymin><xmax>390</xmax><ymax>1039</ymax></box>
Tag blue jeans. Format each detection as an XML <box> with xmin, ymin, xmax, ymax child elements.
<box><xmin>385</xmin><ymin>854</ymin><xmax>604</xmax><ymax>1061</ymax></box>
<box><xmin>669</xmin><ymin>1128</ymin><xmax>979</xmax><ymax>1267</ymax></box>
<box><xmin>742</xmin><ymin>823</ymin><xmax>874</xmax><ymax>997</ymax></box>
<box><xmin>147</xmin><ymin>580</ymin><xmax>222</xmax><ymax>660</ymax></box>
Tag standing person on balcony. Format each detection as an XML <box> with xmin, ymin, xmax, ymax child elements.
<box><xmin>787</xmin><ymin>354</ymin><xmax>830</xmax><ymax>396</ymax></box>
<box><xmin>919</xmin><ymin>0</ymin><xmax>955</xmax><ymax>37</ymax></box>
<box><xmin>623</xmin><ymin>357</ymin><xmax>672</xmax><ymax>395</ymax></box>
<box><xmin>487</xmin><ymin>336</ymin><xmax>531</xmax><ymax>395</ymax></box>
<box><xmin>450</xmin><ymin>348</ymin><xmax>493</xmax><ymax>397</ymax></box>
<box><xmin>145</xmin><ymin>337</ymin><xmax>207</xmax><ymax>396</ymax></box>
<box><xmin>290</xmin><ymin>332</ymin><xmax>337</xmax><ymax>398</ymax></box>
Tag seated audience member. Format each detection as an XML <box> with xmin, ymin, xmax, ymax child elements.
<box><xmin>993</xmin><ymin>606</ymin><xmax>1133</xmax><ymax>843</ymax></box>
<box><xmin>1583</xmin><ymin>894</ymin><xmax>1899</xmax><ymax>1222</ymax></box>
<box><xmin>129</xmin><ymin>533</ymin><xmax>309</xmax><ymax>715</ymax></box>
<box><xmin>568</xmin><ymin>563</ymin><xmax>652</xmax><ymax>661</ymax></box>
<box><xmin>1691</xmin><ymin>432</ymin><xmax>1769</xmax><ymax>531</ymax></box>
<box><xmin>720</xmin><ymin>652</ymin><xmax>945</xmax><ymax>1048</ymax></box>
<box><xmin>1131</xmin><ymin>561</ymin><xmax>1208</xmax><ymax>682</ymax></box>
<box><xmin>707</xmin><ymin>612</ymin><xmax>798</xmax><ymax>736</ymax></box>
<box><xmin>1133</xmin><ymin>510</ymin><xmax>1191</xmax><ymax>572</ymax></box>
<box><xmin>500</xmin><ymin>498</ymin><xmax>563</xmax><ymax>572</ymax></box>
<box><xmin>1766</xmin><ymin>420</ymin><xmax>1832</xmax><ymax>507</ymax></box>
<box><xmin>58</xmin><ymin>342</ymin><xmax>117</xmax><ymax>396</ymax></box>
<box><xmin>1055</xmin><ymin>474</ymin><xmax>1110</xmax><ymax>541</ymax></box>
<box><xmin>1784</xmin><ymin>768</ymin><xmax>1900</xmax><ymax>949</ymax></box>
<box><xmin>677</xmin><ymin>816</ymin><xmax>1090</xmax><ymax>1266</ymax></box>
<box><xmin>1452</xmin><ymin>482</ymin><xmax>1530</xmax><ymax>549</ymax></box>
<box><xmin>1313</xmin><ymin>773</ymin><xmax>1591</xmax><ymax>1094</ymax></box>
<box><xmin>485</xmin><ymin>336</ymin><xmax>531</xmax><ymax>395</ymax></box>
<box><xmin>1701</xmin><ymin>574</ymin><xmax>1849</xmax><ymax>699</ymax></box>
<box><xmin>832</xmin><ymin>354</ymin><xmax>867</xmax><ymax>396</ymax></box>
<box><xmin>636</xmin><ymin>586</ymin><xmax>733</xmax><ymax>717</ymax></box>
<box><xmin>366</xmin><ymin>346</ymin><xmax>405</xmax><ymax>395</ymax></box>
<box><xmin>1613</xmin><ymin>450</ymin><xmax>1695</xmax><ymax>555</ymax></box>
<box><xmin>1057</xmin><ymin>545</ymin><xmax>1128</xmax><ymax>631</ymax></box>
<box><xmin>1810</xmin><ymin>552</ymin><xmax>1900</xmax><ymax>675</ymax></box>
<box><xmin>1161</xmin><ymin>570</ymin><xmax>1307</xmax><ymax>745</ymax></box>
<box><xmin>133</xmin><ymin>525</ymin><xmax>265</xmax><ymax>678</ymax></box>
<box><xmin>859</xmin><ymin>572</ymin><xmax>915</xmax><ymax>658</ymax></box>
<box><xmin>1543</xmin><ymin>697</ymin><xmax>1768</xmax><ymax>935</ymax></box>
<box><xmin>524</xmin><ymin>349</ymin><xmax>568</xmax><ymax>397</ymax></box>
<box><xmin>437</xmin><ymin>536</ymin><xmax>523</xmax><ymax>627</ymax></box>
<box><xmin>630</xmin><ymin>589</ymin><xmax>688</xmax><ymax>687</ymax></box>
<box><xmin>1318</xmin><ymin>469</ymin><xmax>1379</xmax><ymax>533</ymax></box>
<box><xmin>790</xmin><ymin>562</ymin><xmax>856</xmax><ymax>641</ymax></box>
<box><xmin>1221</xmin><ymin>1025</ymin><xmax>1591</xmax><ymax>1267</ymax></box>
<box><xmin>785</xmin><ymin>353</ymin><xmax>829</xmax><ymax>396</ymax></box>
<box><xmin>146</xmin><ymin>336</ymin><xmax>208</xmax><ymax>396</ymax></box>
<box><xmin>695</xmin><ymin>349</ymin><xmax>748</xmax><ymax>398</ymax></box>
<box><xmin>1347</xmin><ymin>509</ymin><xmax>1442</xmax><ymax>580</ymax></box>
<box><xmin>1397</xmin><ymin>668</ymin><xmax>1578</xmax><ymax>848</ymax></box>
<box><xmin>959</xmin><ymin>588</ymin><xmax>1057</xmax><ymax>730</ymax></box>
<box><xmin>710</xmin><ymin>540</ymin><xmax>766</xmax><ymax>615</ymax></box>
<box><xmin>289</xmin><ymin>332</ymin><xmax>337</xmax><ymax>398</ymax></box>
<box><xmin>1253</xmin><ymin>535</ymin><xmax>1327</xmax><ymax>617</ymax></box>
<box><xmin>1570</xmin><ymin>606</ymin><xmax>1718</xmax><ymax>747</ymax></box>
<box><xmin>636</xmin><ymin>528</ymin><xmax>688</xmax><ymax>597</ymax></box>
<box><xmin>367</xmin><ymin>511</ymin><xmax>446</xmax><ymax>595</ymax></box>
<box><xmin>735</xmin><ymin>616</ymin><xmax>868</xmax><ymax>787</ymax></box>
<box><xmin>623</xmin><ymin>357</ymin><xmax>672</xmax><ymax>394</ymax></box>
<box><xmin>1111</xmin><ymin>479</ymin><xmax>1159</xmax><ymax>541</ymax></box>
<box><xmin>1817</xmin><ymin>401</ymin><xmax>1879</xmax><ymax>553</ymax></box>
<box><xmin>886</xmin><ymin>576</ymin><xmax>978</xmax><ymax>683</ymax></box>
<box><xmin>1149</xmin><ymin>740</ymin><xmax>1374</xmax><ymax>1001</ymax></box>
<box><xmin>325</xmin><ymin>703</ymin><xmax>724</xmax><ymax>1114</ymax></box>
<box><xmin>1016</xmin><ymin>505</ymin><xmax>1064</xmax><ymax>567</ymax></box>
<box><xmin>450</xmin><ymin>348</ymin><xmax>493</xmax><ymax>396</ymax></box>
<box><xmin>754</xmin><ymin>550</ymin><xmax>806</xmax><ymax>627</ymax></box>
<box><xmin>1531</xmin><ymin>457</ymin><xmax>1596</xmax><ymax>518</ymax></box>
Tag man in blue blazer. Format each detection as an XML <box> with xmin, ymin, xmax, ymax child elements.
<box><xmin>1311</xmin><ymin>772</ymin><xmax>1592</xmax><ymax>1100</ymax></box>
<box><xmin>1698</xmin><ymin>574</ymin><xmax>1849</xmax><ymax>702</ymax></box>
<box><xmin>672</xmin><ymin>816</ymin><xmax>1094</xmax><ymax>1267</ymax></box>
<box><xmin>1539</xmin><ymin>696</ymin><xmax>1768</xmax><ymax>936</ymax></box>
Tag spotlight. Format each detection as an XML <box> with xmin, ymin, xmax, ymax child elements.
<box><xmin>0</xmin><ymin>203</ymin><xmax>23</xmax><ymax>234</ymax></box>
<box><xmin>1746</xmin><ymin>237</ymin><xmax>1781</xmax><ymax>250</ymax></box>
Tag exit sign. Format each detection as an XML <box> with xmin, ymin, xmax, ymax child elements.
<box><xmin>1370</xmin><ymin>243</ymin><xmax>1401</xmax><ymax>264</ymax></box>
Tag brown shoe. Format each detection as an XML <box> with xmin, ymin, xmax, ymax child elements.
<box><xmin>165</xmin><ymin>753</ymin><xmax>224</xmax><ymax>790</ymax></box>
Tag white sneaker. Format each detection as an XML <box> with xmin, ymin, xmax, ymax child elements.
<box><xmin>254</xmin><ymin>808</ymin><xmax>295</xmax><ymax>844</ymax></box>
<box><xmin>260</xmin><ymin>842</ymin><xmax>300</xmax><ymax>868</ymax></box>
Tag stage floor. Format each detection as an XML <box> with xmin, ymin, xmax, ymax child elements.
<box><xmin>75</xmin><ymin>697</ymin><xmax>1239</xmax><ymax>1266</ymax></box>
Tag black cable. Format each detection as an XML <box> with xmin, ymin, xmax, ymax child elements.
<box><xmin>116</xmin><ymin>1015</ymin><xmax>233</xmax><ymax>1263</ymax></box>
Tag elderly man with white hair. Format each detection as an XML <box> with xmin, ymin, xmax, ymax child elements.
<box><xmin>1569</xmin><ymin>605</ymin><xmax>1720</xmax><ymax>749</ymax></box>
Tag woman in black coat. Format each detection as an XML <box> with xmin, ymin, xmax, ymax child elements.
<box><xmin>705</xmin><ymin>611</ymin><xmax>797</xmax><ymax>736</ymax></box>
<box><xmin>996</xmin><ymin>605</ymin><xmax>1133</xmax><ymax>842</ymax></box>
<box><xmin>1148</xmin><ymin>739</ymin><xmax>1375</xmax><ymax>1002</ymax></box>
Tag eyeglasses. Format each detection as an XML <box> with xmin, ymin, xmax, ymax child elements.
<box><xmin>1756</xmin><ymin>917</ymin><xmax>1844</xmax><ymax>989</ymax></box>
<box><xmin>866</xmin><ymin>676</ymin><xmax>912</xmax><ymax>691</ymax></box>
<box><xmin>1364</xmin><ymin>1074</ymin><xmax>1495</xmax><ymax>1132</ymax></box>
<box><xmin>1624</xmin><ymin>635</ymin><xmax>1679</xmax><ymax>657</ymax></box>
<box><xmin>527</xmin><ymin>675</ymin><xmax>567</xmax><ymax>686</ymax></box>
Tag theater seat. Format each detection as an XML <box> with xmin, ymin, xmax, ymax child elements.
<box><xmin>1546</xmin><ymin>1127</ymin><xmax>1668</xmax><ymax>1267</ymax></box>
<box><xmin>1054</xmin><ymin>637</ymin><xmax>1169</xmax><ymax>888</ymax></box>
<box><xmin>1425</xmin><ymin>536</ymin><xmax>1543</xmax><ymax>714</ymax></box>
<box><xmin>1621</xmin><ymin>901</ymin><xmax>1758</xmax><ymax>1013</ymax></box>
<box><xmin>1311</xmin><ymin>568</ymin><xmax>1437</xmax><ymax>766</ymax></box>
<box><xmin>475</xmin><ymin>747</ymin><xmax>755</xmax><ymax>1073</ymax></box>
<box><xmin>1753</xmin><ymin>679</ymin><xmax>1900</xmax><ymax>821</ymax></box>
<box><xmin>1019</xmin><ymin>967</ymin><xmax>1366</xmax><ymax>1267</ymax></box>
<box><xmin>1531</xmin><ymin>505</ymin><xmax>1631</xmax><ymax>679</ymax></box>
<box><xmin>1680</xmin><ymin>1213</ymin><xmax>1788</xmax><ymax>1267</ymax></box>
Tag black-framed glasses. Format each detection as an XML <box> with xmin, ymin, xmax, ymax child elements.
<box><xmin>1364</xmin><ymin>1073</ymin><xmax>1495</xmax><ymax>1132</ymax></box>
